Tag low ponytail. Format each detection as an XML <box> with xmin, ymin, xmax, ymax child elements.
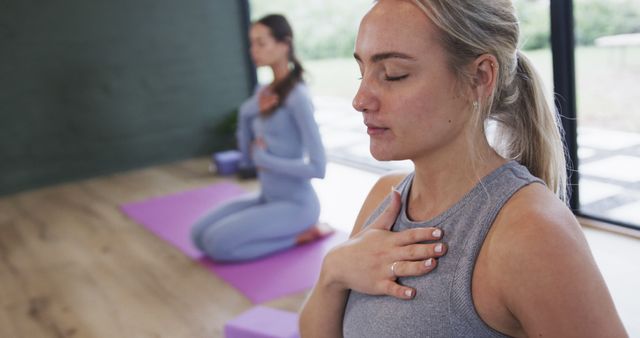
<box><xmin>268</xmin><ymin>47</ymin><xmax>304</xmax><ymax>116</ymax></box>
<box><xmin>491</xmin><ymin>51</ymin><xmax>568</xmax><ymax>202</ymax></box>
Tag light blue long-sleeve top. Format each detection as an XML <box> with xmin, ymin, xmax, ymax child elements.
<box><xmin>237</xmin><ymin>82</ymin><xmax>326</xmax><ymax>200</ymax></box>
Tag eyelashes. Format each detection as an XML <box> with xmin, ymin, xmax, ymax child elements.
<box><xmin>385</xmin><ymin>74</ymin><xmax>409</xmax><ymax>81</ymax></box>
<box><xmin>357</xmin><ymin>74</ymin><xmax>410</xmax><ymax>81</ymax></box>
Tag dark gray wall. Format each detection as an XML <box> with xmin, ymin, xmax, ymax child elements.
<box><xmin>0</xmin><ymin>0</ymin><xmax>253</xmax><ymax>195</ymax></box>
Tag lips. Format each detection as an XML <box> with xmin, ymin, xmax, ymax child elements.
<box><xmin>364</xmin><ymin>121</ymin><xmax>390</xmax><ymax>136</ymax></box>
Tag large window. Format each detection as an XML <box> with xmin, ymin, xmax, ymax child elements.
<box><xmin>246</xmin><ymin>0</ymin><xmax>640</xmax><ymax>230</ymax></box>
<box><xmin>572</xmin><ymin>0</ymin><xmax>640</xmax><ymax>229</ymax></box>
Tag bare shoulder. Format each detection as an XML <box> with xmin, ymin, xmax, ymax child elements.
<box><xmin>493</xmin><ymin>182</ymin><xmax>583</xmax><ymax>248</ymax></box>
<box><xmin>350</xmin><ymin>171</ymin><xmax>408</xmax><ymax>237</ymax></box>
<box><xmin>487</xmin><ymin>183</ymin><xmax>626</xmax><ymax>336</ymax></box>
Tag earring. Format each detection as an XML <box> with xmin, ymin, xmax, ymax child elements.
<box><xmin>472</xmin><ymin>101</ymin><xmax>479</xmax><ymax>110</ymax></box>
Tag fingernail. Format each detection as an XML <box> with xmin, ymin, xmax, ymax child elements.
<box><xmin>435</xmin><ymin>243</ymin><xmax>443</xmax><ymax>253</ymax></box>
<box><xmin>425</xmin><ymin>258</ymin><xmax>433</xmax><ymax>267</ymax></box>
<box><xmin>404</xmin><ymin>289</ymin><xmax>414</xmax><ymax>298</ymax></box>
<box><xmin>432</xmin><ymin>229</ymin><xmax>442</xmax><ymax>238</ymax></box>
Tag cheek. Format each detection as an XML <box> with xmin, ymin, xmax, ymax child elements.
<box><xmin>394</xmin><ymin>86</ymin><xmax>439</xmax><ymax>122</ymax></box>
<box><xmin>254</xmin><ymin>42</ymin><xmax>272</xmax><ymax>53</ymax></box>
<box><xmin>264</xmin><ymin>46</ymin><xmax>282</xmax><ymax>60</ymax></box>
<box><xmin>415</xmin><ymin>80</ymin><xmax>455</xmax><ymax>111</ymax></box>
<box><xmin>391</xmin><ymin>84</ymin><xmax>460</xmax><ymax>138</ymax></box>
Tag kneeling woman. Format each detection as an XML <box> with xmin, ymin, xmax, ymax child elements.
<box><xmin>191</xmin><ymin>14</ymin><xmax>327</xmax><ymax>262</ymax></box>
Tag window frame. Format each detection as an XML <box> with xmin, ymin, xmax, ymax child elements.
<box><xmin>551</xmin><ymin>0</ymin><xmax>640</xmax><ymax>231</ymax></box>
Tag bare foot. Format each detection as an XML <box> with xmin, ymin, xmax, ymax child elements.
<box><xmin>295</xmin><ymin>222</ymin><xmax>335</xmax><ymax>245</ymax></box>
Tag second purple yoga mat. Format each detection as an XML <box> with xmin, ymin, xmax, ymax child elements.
<box><xmin>121</xmin><ymin>182</ymin><xmax>347</xmax><ymax>304</ymax></box>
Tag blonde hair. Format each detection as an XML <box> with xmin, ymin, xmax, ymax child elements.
<box><xmin>411</xmin><ymin>0</ymin><xmax>568</xmax><ymax>202</ymax></box>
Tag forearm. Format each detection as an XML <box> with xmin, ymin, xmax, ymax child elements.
<box><xmin>236</xmin><ymin>118</ymin><xmax>252</xmax><ymax>166</ymax></box>
<box><xmin>237</xmin><ymin>98</ymin><xmax>259</xmax><ymax>166</ymax></box>
<box><xmin>299</xmin><ymin>267</ymin><xmax>349</xmax><ymax>338</ymax></box>
<box><xmin>253</xmin><ymin>149</ymin><xmax>326</xmax><ymax>179</ymax></box>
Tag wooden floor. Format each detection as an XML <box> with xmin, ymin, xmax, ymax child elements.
<box><xmin>0</xmin><ymin>157</ymin><xmax>309</xmax><ymax>338</ymax></box>
<box><xmin>1</xmin><ymin>157</ymin><xmax>639</xmax><ymax>337</ymax></box>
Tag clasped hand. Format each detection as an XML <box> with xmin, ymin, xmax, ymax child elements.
<box><xmin>324</xmin><ymin>189</ymin><xmax>447</xmax><ymax>299</ymax></box>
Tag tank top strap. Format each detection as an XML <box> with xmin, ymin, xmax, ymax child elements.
<box><xmin>360</xmin><ymin>172</ymin><xmax>414</xmax><ymax>230</ymax></box>
<box><xmin>450</xmin><ymin>161</ymin><xmax>544</xmax><ymax>336</ymax></box>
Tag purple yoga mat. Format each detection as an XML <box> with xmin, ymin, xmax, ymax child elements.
<box><xmin>121</xmin><ymin>182</ymin><xmax>347</xmax><ymax>304</ymax></box>
<box><xmin>225</xmin><ymin>306</ymin><xmax>299</xmax><ymax>338</ymax></box>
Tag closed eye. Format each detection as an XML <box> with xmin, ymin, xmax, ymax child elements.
<box><xmin>385</xmin><ymin>74</ymin><xmax>409</xmax><ymax>81</ymax></box>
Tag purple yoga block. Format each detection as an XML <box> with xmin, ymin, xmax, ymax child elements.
<box><xmin>224</xmin><ymin>306</ymin><xmax>300</xmax><ymax>338</ymax></box>
<box><xmin>214</xmin><ymin>150</ymin><xmax>242</xmax><ymax>175</ymax></box>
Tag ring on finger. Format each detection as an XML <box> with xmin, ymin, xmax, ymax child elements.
<box><xmin>390</xmin><ymin>261</ymin><xmax>399</xmax><ymax>277</ymax></box>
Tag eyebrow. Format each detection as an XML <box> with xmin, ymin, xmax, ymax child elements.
<box><xmin>353</xmin><ymin>51</ymin><xmax>416</xmax><ymax>63</ymax></box>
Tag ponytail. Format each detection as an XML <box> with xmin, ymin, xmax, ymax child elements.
<box><xmin>265</xmin><ymin>51</ymin><xmax>304</xmax><ymax>117</ymax></box>
<box><xmin>491</xmin><ymin>51</ymin><xmax>568</xmax><ymax>202</ymax></box>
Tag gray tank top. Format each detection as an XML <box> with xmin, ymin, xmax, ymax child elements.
<box><xmin>343</xmin><ymin>161</ymin><xmax>543</xmax><ymax>337</ymax></box>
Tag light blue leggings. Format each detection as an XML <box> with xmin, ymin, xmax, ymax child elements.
<box><xmin>191</xmin><ymin>192</ymin><xmax>320</xmax><ymax>262</ymax></box>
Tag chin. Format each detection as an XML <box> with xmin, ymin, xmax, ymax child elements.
<box><xmin>370</xmin><ymin>144</ymin><xmax>413</xmax><ymax>162</ymax></box>
<box><xmin>369</xmin><ymin>145</ymin><xmax>395</xmax><ymax>162</ymax></box>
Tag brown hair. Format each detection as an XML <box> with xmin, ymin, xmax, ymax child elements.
<box><xmin>256</xmin><ymin>14</ymin><xmax>304</xmax><ymax>116</ymax></box>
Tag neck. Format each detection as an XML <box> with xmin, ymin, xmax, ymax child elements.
<box><xmin>406</xmin><ymin>133</ymin><xmax>506</xmax><ymax>222</ymax></box>
<box><xmin>271</xmin><ymin>59</ymin><xmax>290</xmax><ymax>83</ymax></box>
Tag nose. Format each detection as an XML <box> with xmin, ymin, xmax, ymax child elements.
<box><xmin>352</xmin><ymin>78</ymin><xmax>379</xmax><ymax>114</ymax></box>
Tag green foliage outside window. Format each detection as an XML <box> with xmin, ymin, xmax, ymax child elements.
<box><xmin>250</xmin><ymin>0</ymin><xmax>640</xmax><ymax>58</ymax></box>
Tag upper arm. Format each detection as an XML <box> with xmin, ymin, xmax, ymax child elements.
<box><xmin>286</xmin><ymin>86</ymin><xmax>326</xmax><ymax>174</ymax></box>
<box><xmin>491</xmin><ymin>184</ymin><xmax>627</xmax><ymax>337</ymax></box>
<box><xmin>285</xmin><ymin>86</ymin><xmax>317</xmax><ymax>134</ymax></box>
<box><xmin>287</xmin><ymin>88</ymin><xmax>320</xmax><ymax>138</ymax></box>
<box><xmin>350</xmin><ymin>173</ymin><xmax>407</xmax><ymax>238</ymax></box>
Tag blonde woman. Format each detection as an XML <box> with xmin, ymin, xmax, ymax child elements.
<box><xmin>300</xmin><ymin>0</ymin><xmax>627</xmax><ymax>337</ymax></box>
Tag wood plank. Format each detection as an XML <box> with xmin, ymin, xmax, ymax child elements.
<box><xmin>0</xmin><ymin>158</ymin><xmax>299</xmax><ymax>338</ymax></box>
